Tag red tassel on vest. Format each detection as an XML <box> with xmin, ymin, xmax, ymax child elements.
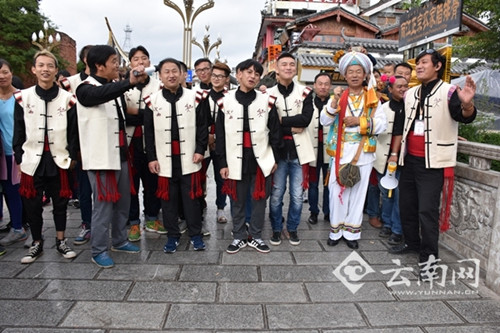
<box><xmin>190</xmin><ymin>171</ymin><xmax>203</xmax><ymax>199</ymax></box>
<box><xmin>19</xmin><ymin>173</ymin><xmax>36</xmax><ymax>199</ymax></box>
<box><xmin>156</xmin><ymin>176</ymin><xmax>169</xmax><ymax>201</ymax></box>
<box><xmin>252</xmin><ymin>167</ymin><xmax>266</xmax><ymax>200</ymax></box>
<box><xmin>222</xmin><ymin>179</ymin><xmax>237</xmax><ymax>201</ymax></box>
<box><xmin>439</xmin><ymin>167</ymin><xmax>454</xmax><ymax>232</ymax></box>
<box><xmin>302</xmin><ymin>164</ymin><xmax>310</xmax><ymax>190</ymax></box>
<box><xmin>59</xmin><ymin>169</ymin><xmax>73</xmax><ymax>198</ymax></box>
<box><xmin>127</xmin><ymin>160</ymin><xmax>136</xmax><ymax>196</ymax></box>
<box><xmin>95</xmin><ymin>171</ymin><xmax>121</xmax><ymax>203</ymax></box>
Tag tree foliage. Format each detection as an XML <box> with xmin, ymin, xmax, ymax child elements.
<box><xmin>454</xmin><ymin>0</ymin><xmax>500</xmax><ymax>65</ymax></box>
<box><xmin>0</xmin><ymin>0</ymin><xmax>48</xmax><ymax>80</ymax></box>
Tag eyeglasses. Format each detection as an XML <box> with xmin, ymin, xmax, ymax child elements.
<box><xmin>211</xmin><ymin>74</ymin><xmax>227</xmax><ymax>80</ymax></box>
<box><xmin>195</xmin><ymin>67</ymin><xmax>211</xmax><ymax>74</ymax></box>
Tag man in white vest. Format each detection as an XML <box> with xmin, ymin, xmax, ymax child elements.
<box><xmin>144</xmin><ymin>58</ymin><xmax>209</xmax><ymax>254</ymax></box>
<box><xmin>307</xmin><ymin>72</ymin><xmax>332</xmax><ymax>225</ymax></box>
<box><xmin>76</xmin><ymin>45</ymin><xmax>147</xmax><ymax>268</ymax></box>
<box><xmin>13</xmin><ymin>50</ymin><xmax>78</xmax><ymax>264</ymax></box>
<box><xmin>373</xmin><ymin>75</ymin><xmax>408</xmax><ymax>246</ymax></box>
<box><xmin>268</xmin><ymin>52</ymin><xmax>315</xmax><ymax>246</ymax></box>
<box><xmin>216</xmin><ymin>59</ymin><xmax>282</xmax><ymax>254</ymax></box>
<box><xmin>124</xmin><ymin>45</ymin><xmax>164</xmax><ymax>242</ymax></box>
<box><xmin>207</xmin><ymin>61</ymin><xmax>231</xmax><ymax>224</ymax></box>
<box><xmin>389</xmin><ymin>49</ymin><xmax>476</xmax><ymax>280</ymax></box>
<box><xmin>60</xmin><ymin>45</ymin><xmax>93</xmax><ymax>246</ymax></box>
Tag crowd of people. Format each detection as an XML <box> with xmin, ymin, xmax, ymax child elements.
<box><xmin>0</xmin><ymin>45</ymin><xmax>477</xmax><ymax>277</ymax></box>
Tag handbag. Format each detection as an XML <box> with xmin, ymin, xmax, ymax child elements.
<box><xmin>337</xmin><ymin>136</ymin><xmax>366</xmax><ymax>188</ymax></box>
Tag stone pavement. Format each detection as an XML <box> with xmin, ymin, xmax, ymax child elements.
<box><xmin>1</xmin><ymin>173</ymin><xmax>500</xmax><ymax>332</ymax></box>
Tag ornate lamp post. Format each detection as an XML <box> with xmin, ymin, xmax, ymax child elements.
<box><xmin>163</xmin><ymin>0</ymin><xmax>215</xmax><ymax>69</ymax></box>
<box><xmin>31</xmin><ymin>21</ymin><xmax>61</xmax><ymax>51</ymax></box>
<box><xmin>191</xmin><ymin>25</ymin><xmax>222</xmax><ymax>59</ymax></box>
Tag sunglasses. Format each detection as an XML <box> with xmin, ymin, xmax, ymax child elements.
<box><xmin>418</xmin><ymin>48</ymin><xmax>437</xmax><ymax>57</ymax></box>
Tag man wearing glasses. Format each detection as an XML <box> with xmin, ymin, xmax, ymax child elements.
<box><xmin>194</xmin><ymin>58</ymin><xmax>213</xmax><ymax>235</ymax></box>
<box><xmin>194</xmin><ymin>58</ymin><xmax>213</xmax><ymax>90</ymax></box>
<box><xmin>389</xmin><ymin>49</ymin><xmax>476</xmax><ymax>280</ymax></box>
<box><xmin>206</xmin><ymin>62</ymin><xmax>231</xmax><ymax>224</ymax></box>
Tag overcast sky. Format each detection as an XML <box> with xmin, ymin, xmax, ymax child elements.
<box><xmin>39</xmin><ymin>0</ymin><xmax>268</xmax><ymax>68</ymax></box>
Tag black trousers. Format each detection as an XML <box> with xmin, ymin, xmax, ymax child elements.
<box><xmin>161</xmin><ymin>159</ymin><xmax>202</xmax><ymax>238</ymax></box>
<box><xmin>23</xmin><ymin>173</ymin><xmax>69</xmax><ymax>242</ymax></box>
<box><xmin>399</xmin><ymin>154</ymin><xmax>443</xmax><ymax>263</ymax></box>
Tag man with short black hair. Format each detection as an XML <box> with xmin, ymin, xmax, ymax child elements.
<box><xmin>144</xmin><ymin>58</ymin><xmax>209</xmax><ymax>254</ymax></box>
<box><xmin>194</xmin><ymin>58</ymin><xmax>212</xmax><ymax>90</ymax></box>
<box><xmin>390</xmin><ymin>49</ymin><xmax>477</xmax><ymax>279</ymax></box>
<box><xmin>124</xmin><ymin>45</ymin><xmax>164</xmax><ymax>242</ymax></box>
<box><xmin>76</xmin><ymin>45</ymin><xmax>148</xmax><ymax>268</ymax></box>
<box><xmin>394</xmin><ymin>62</ymin><xmax>413</xmax><ymax>84</ymax></box>
<box><xmin>307</xmin><ymin>72</ymin><xmax>332</xmax><ymax>225</ymax></box>
<box><xmin>268</xmin><ymin>52</ymin><xmax>315</xmax><ymax>246</ymax></box>
<box><xmin>216</xmin><ymin>59</ymin><xmax>281</xmax><ymax>254</ymax></box>
<box><xmin>206</xmin><ymin>61</ymin><xmax>231</xmax><ymax>224</ymax></box>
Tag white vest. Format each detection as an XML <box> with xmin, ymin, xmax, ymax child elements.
<box><xmin>124</xmin><ymin>76</ymin><xmax>162</xmax><ymax>145</ymax></box>
<box><xmin>14</xmin><ymin>87</ymin><xmax>75</xmax><ymax>175</ymax></box>
<box><xmin>267</xmin><ymin>83</ymin><xmax>315</xmax><ymax>165</ymax></box>
<box><xmin>307</xmin><ymin>97</ymin><xmax>330</xmax><ymax>167</ymax></box>
<box><xmin>77</xmin><ymin>77</ymin><xmax>125</xmax><ymax>171</ymax></box>
<box><xmin>67</xmin><ymin>73</ymin><xmax>84</xmax><ymax>94</ymax></box>
<box><xmin>374</xmin><ymin>101</ymin><xmax>396</xmax><ymax>174</ymax></box>
<box><xmin>145</xmin><ymin>88</ymin><xmax>203</xmax><ymax>177</ymax></box>
<box><xmin>400</xmin><ymin>81</ymin><xmax>459</xmax><ymax>168</ymax></box>
<box><xmin>217</xmin><ymin>91</ymin><xmax>276</xmax><ymax>180</ymax></box>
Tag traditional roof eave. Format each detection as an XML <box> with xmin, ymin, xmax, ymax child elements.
<box><xmin>286</xmin><ymin>7</ymin><xmax>380</xmax><ymax>34</ymax></box>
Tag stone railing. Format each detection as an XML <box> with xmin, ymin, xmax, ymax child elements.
<box><xmin>441</xmin><ymin>140</ymin><xmax>500</xmax><ymax>294</ymax></box>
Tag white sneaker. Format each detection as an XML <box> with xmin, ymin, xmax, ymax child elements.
<box><xmin>216</xmin><ymin>209</ymin><xmax>228</xmax><ymax>223</ymax></box>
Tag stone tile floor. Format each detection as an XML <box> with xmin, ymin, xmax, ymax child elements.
<box><xmin>1</xmin><ymin>175</ymin><xmax>499</xmax><ymax>332</ymax></box>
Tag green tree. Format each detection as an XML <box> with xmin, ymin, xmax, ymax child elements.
<box><xmin>454</xmin><ymin>0</ymin><xmax>500</xmax><ymax>66</ymax></box>
<box><xmin>0</xmin><ymin>0</ymin><xmax>48</xmax><ymax>80</ymax></box>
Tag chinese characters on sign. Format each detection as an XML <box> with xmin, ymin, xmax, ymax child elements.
<box><xmin>398</xmin><ymin>0</ymin><xmax>463</xmax><ymax>51</ymax></box>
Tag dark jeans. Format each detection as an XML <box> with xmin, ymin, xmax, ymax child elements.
<box><xmin>78</xmin><ymin>166</ymin><xmax>92</xmax><ymax>228</ymax></box>
<box><xmin>129</xmin><ymin>151</ymin><xmax>160</xmax><ymax>224</ymax></box>
<box><xmin>399</xmin><ymin>154</ymin><xmax>444</xmax><ymax>263</ymax></box>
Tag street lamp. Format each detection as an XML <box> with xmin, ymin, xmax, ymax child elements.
<box><xmin>31</xmin><ymin>21</ymin><xmax>61</xmax><ymax>51</ymax></box>
<box><xmin>191</xmin><ymin>25</ymin><xmax>222</xmax><ymax>59</ymax></box>
<box><xmin>163</xmin><ymin>0</ymin><xmax>215</xmax><ymax>69</ymax></box>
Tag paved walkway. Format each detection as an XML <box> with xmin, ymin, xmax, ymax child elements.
<box><xmin>1</xmin><ymin>172</ymin><xmax>500</xmax><ymax>332</ymax></box>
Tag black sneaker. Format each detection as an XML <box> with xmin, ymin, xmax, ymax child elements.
<box><xmin>324</xmin><ymin>214</ymin><xmax>330</xmax><ymax>222</ymax></box>
<box><xmin>379</xmin><ymin>226</ymin><xmax>392</xmax><ymax>238</ymax></box>
<box><xmin>270</xmin><ymin>231</ymin><xmax>281</xmax><ymax>246</ymax></box>
<box><xmin>288</xmin><ymin>231</ymin><xmax>300</xmax><ymax>245</ymax></box>
<box><xmin>388</xmin><ymin>233</ymin><xmax>403</xmax><ymax>245</ymax></box>
<box><xmin>247</xmin><ymin>237</ymin><xmax>270</xmax><ymax>253</ymax></box>
<box><xmin>21</xmin><ymin>241</ymin><xmax>43</xmax><ymax>264</ymax></box>
<box><xmin>56</xmin><ymin>238</ymin><xmax>77</xmax><ymax>259</ymax></box>
<box><xmin>388</xmin><ymin>243</ymin><xmax>416</xmax><ymax>254</ymax></box>
<box><xmin>226</xmin><ymin>239</ymin><xmax>247</xmax><ymax>254</ymax></box>
<box><xmin>308</xmin><ymin>214</ymin><xmax>318</xmax><ymax>224</ymax></box>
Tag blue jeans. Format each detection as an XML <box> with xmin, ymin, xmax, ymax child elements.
<box><xmin>377</xmin><ymin>170</ymin><xmax>402</xmax><ymax>235</ymax></box>
<box><xmin>364</xmin><ymin>171</ymin><xmax>381</xmax><ymax>218</ymax></box>
<box><xmin>270</xmin><ymin>158</ymin><xmax>303</xmax><ymax>232</ymax></box>
<box><xmin>308</xmin><ymin>163</ymin><xmax>329</xmax><ymax>216</ymax></box>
